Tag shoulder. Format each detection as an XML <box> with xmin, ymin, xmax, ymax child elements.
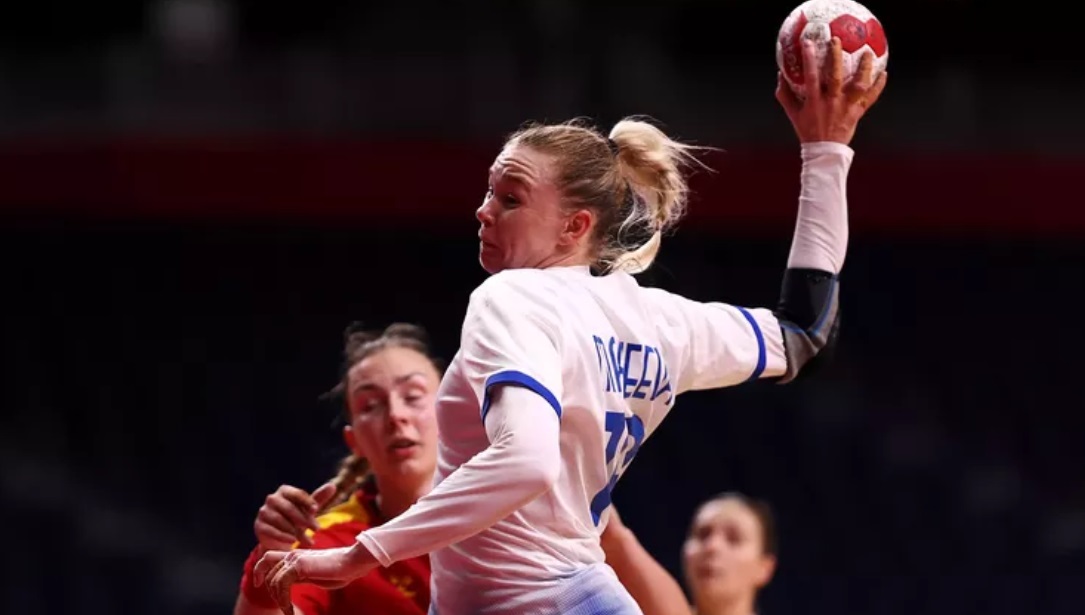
<box><xmin>469</xmin><ymin>269</ymin><xmax>558</xmax><ymax>304</ymax></box>
<box><xmin>466</xmin><ymin>269</ymin><xmax>567</xmax><ymax>326</ymax></box>
<box><xmin>316</xmin><ymin>492</ymin><xmax>375</xmax><ymax>529</ymax></box>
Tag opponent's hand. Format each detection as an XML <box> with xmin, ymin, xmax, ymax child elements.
<box><xmin>776</xmin><ymin>36</ymin><xmax>888</xmax><ymax>145</ymax></box>
<box><xmin>254</xmin><ymin>543</ymin><xmax>379</xmax><ymax>615</ymax></box>
<box><xmin>254</xmin><ymin>483</ymin><xmax>337</xmax><ymax>550</ymax></box>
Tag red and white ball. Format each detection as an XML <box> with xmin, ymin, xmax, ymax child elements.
<box><xmin>776</xmin><ymin>0</ymin><xmax>888</xmax><ymax>98</ymax></box>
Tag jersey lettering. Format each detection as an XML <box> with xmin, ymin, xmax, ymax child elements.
<box><xmin>592</xmin><ymin>335</ymin><xmax>672</xmax><ymax>405</ymax></box>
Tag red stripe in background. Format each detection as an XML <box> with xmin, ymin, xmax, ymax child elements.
<box><xmin>0</xmin><ymin>138</ymin><xmax>1081</xmax><ymax>235</ymax></box>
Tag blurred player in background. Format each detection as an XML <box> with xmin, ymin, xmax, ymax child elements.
<box><xmin>236</xmin><ymin>323</ymin><xmax>689</xmax><ymax>615</ymax></box>
<box><xmin>256</xmin><ymin>39</ymin><xmax>885</xmax><ymax>615</ymax></box>
<box><xmin>683</xmin><ymin>493</ymin><xmax>778</xmax><ymax>615</ymax></box>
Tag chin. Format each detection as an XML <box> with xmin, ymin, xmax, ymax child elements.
<box><xmin>479</xmin><ymin>256</ymin><xmax>504</xmax><ymax>274</ymax></box>
<box><xmin>392</xmin><ymin>455</ymin><xmax>427</xmax><ymax>472</ymax></box>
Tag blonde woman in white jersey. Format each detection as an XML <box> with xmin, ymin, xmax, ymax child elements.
<box><xmin>255</xmin><ymin>38</ymin><xmax>887</xmax><ymax>615</ymax></box>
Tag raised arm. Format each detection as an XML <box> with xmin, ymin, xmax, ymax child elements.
<box><xmin>649</xmin><ymin>39</ymin><xmax>886</xmax><ymax>393</ymax></box>
<box><xmin>772</xmin><ymin>37</ymin><xmax>886</xmax><ymax>381</ymax></box>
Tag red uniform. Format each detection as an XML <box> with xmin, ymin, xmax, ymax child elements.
<box><xmin>241</xmin><ymin>483</ymin><xmax>431</xmax><ymax>615</ymax></box>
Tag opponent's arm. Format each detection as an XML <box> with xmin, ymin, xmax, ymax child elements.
<box><xmin>601</xmin><ymin>507</ymin><xmax>692</xmax><ymax>615</ymax></box>
<box><xmin>233</xmin><ymin>594</ymin><xmax>306</xmax><ymax>615</ymax></box>
<box><xmin>236</xmin><ymin>546</ymin><xmax>313</xmax><ymax>615</ymax></box>
<box><xmin>236</xmin><ymin>484</ymin><xmax>338</xmax><ymax>615</ymax></box>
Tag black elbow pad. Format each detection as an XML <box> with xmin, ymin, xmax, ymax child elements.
<box><xmin>774</xmin><ymin>268</ymin><xmax>840</xmax><ymax>383</ymax></box>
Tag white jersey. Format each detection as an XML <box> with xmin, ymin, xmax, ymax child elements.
<box><xmin>356</xmin><ymin>142</ymin><xmax>853</xmax><ymax>615</ymax></box>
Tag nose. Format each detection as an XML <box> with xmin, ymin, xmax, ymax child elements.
<box><xmin>476</xmin><ymin>200</ymin><xmax>494</xmax><ymax>226</ymax></box>
<box><xmin>386</xmin><ymin>397</ymin><xmax>411</xmax><ymax>425</ymax></box>
<box><xmin>700</xmin><ymin>532</ymin><xmax>727</xmax><ymax>554</ymax></box>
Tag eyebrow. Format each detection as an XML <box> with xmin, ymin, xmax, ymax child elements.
<box><xmin>352</xmin><ymin>371</ymin><xmax>430</xmax><ymax>394</ymax></box>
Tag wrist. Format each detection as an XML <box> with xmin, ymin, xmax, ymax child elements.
<box><xmin>346</xmin><ymin>541</ymin><xmax>379</xmax><ymax>573</ymax></box>
<box><xmin>801</xmin><ymin>141</ymin><xmax>855</xmax><ymax>156</ymax></box>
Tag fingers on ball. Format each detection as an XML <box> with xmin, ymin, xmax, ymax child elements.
<box><xmin>827</xmin><ymin>37</ymin><xmax>845</xmax><ymax>92</ymax></box>
<box><xmin>801</xmin><ymin>39</ymin><xmax>821</xmax><ymax>94</ymax></box>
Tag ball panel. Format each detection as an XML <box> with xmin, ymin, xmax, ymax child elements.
<box><xmin>777</xmin><ymin>10</ymin><xmax>808</xmax><ymax>85</ymax></box>
<box><xmin>829</xmin><ymin>14</ymin><xmax>887</xmax><ymax>57</ymax></box>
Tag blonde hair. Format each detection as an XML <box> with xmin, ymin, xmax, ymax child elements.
<box><xmin>318</xmin><ymin>322</ymin><xmax>443</xmax><ymax>513</ymax></box>
<box><xmin>509</xmin><ymin>116</ymin><xmax>708</xmax><ymax>274</ymax></box>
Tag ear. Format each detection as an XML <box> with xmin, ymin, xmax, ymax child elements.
<box><xmin>560</xmin><ymin>208</ymin><xmax>595</xmax><ymax>246</ymax></box>
<box><xmin>754</xmin><ymin>554</ymin><xmax>777</xmax><ymax>588</ymax></box>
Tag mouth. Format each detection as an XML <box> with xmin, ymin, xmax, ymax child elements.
<box><xmin>388</xmin><ymin>438</ymin><xmax>420</xmax><ymax>458</ymax></box>
<box><xmin>695</xmin><ymin>564</ymin><xmax>725</xmax><ymax>579</ymax></box>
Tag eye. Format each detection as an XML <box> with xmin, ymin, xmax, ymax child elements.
<box><xmin>725</xmin><ymin>528</ymin><xmax>744</xmax><ymax>546</ymax></box>
<box><xmin>487</xmin><ymin>180</ymin><xmax>520</xmax><ymax>208</ymax></box>
<box><xmin>359</xmin><ymin>398</ymin><xmax>385</xmax><ymax>413</ymax></box>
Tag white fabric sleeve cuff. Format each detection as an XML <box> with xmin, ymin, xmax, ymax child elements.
<box><xmin>743</xmin><ymin>307</ymin><xmax>787</xmax><ymax>380</ymax></box>
<box><xmin>356</xmin><ymin>385</ymin><xmax>561</xmax><ymax>567</ymax></box>
<box><xmin>786</xmin><ymin>141</ymin><xmax>854</xmax><ymax>273</ymax></box>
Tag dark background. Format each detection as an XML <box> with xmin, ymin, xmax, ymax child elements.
<box><xmin>2</xmin><ymin>1</ymin><xmax>1084</xmax><ymax>614</ymax></box>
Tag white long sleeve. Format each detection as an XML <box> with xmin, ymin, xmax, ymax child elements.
<box><xmin>356</xmin><ymin>385</ymin><xmax>561</xmax><ymax>567</ymax></box>
<box><xmin>786</xmin><ymin>141</ymin><xmax>854</xmax><ymax>273</ymax></box>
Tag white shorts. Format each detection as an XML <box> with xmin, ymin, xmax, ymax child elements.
<box><xmin>428</xmin><ymin>562</ymin><xmax>643</xmax><ymax>615</ymax></box>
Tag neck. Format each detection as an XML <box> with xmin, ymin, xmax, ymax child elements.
<box><xmin>373</xmin><ymin>476</ymin><xmax>431</xmax><ymax>520</ymax></box>
<box><xmin>534</xmin><ymin>248</ymin><xmax>591</xmax><ymax>270</ymax></box>
<box><xmin>694</xmin><ymin>593</ymin><xmax>756</xmax><ymax>615</ymax></box>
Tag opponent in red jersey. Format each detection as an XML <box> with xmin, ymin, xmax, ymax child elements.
<box><xmin>236</xmin><ymin>322</ymin><xmax>690</xmax><ymax>615</ymax></box>
<box><xmin>237</xmin><ymin>323</ymin><xmax>441</xmax><ymax>615</ymax></box>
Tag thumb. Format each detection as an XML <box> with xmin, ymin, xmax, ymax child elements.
<box><xmin>310</xmin><ymin>482</ymin><xmax>338</xmax><ymax>509</ymax></box>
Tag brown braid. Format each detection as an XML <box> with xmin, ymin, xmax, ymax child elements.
<box><xmin>320</xmin><ymin>453</ymin><xmax>371</xmax><ymax>513</ymax></box>
<box><xmin>317</xmin><ymin>321</ymin><xmax>444</xmax><ymax>515</ymax></box>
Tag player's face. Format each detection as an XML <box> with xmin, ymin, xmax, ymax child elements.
<box><xmin>682</xmin><ymin>499</ymin><xmax>776</xmax><ymax>604</ymax></box>
<box><xmin>343</xmin><ymin>347</ymin><xmax>440</xmax><ymax>489</ymax></box>
<box><xmin>476</xmin><ymin>143</ymin><xmax>588</xmax><ymax>273</ymax></box>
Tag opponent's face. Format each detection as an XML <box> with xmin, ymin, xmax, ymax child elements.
<box><xmin>476</xmin><ymin>143</ymin><xmax>593</xmax><ymax>273</ymax></box>
<box><xmin>343</xmin><ymin>347</ymin><xmax>440</xmax><ymax>488</ymax></box>
<box><xmin>682</xmin><ymin>499</ymin><xmax>776</xmax><ymax>604</ymax></box>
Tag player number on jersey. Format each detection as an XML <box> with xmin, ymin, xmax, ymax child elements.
<box><xmin>589</xmin><ymin>410</ymin><xmax>645</xmax><ymax>525</ymax></box>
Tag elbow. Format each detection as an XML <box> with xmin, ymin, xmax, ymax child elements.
<box><xmin>506</xmin><ymin>437</ymin><xmax>561</xmax><ymax>493</ymax></box>
<box><xmin>778</xmin><ymin>313</ymin><xmax>839</xmax><ymax>383</ymax></box>
<box><xmin>524</xmin><ymin>447</ymin><xmax>562</xmax><ymax>492</ymax></box>
<box><xmin>539</xmin><ymin>456</ymin><xmax>561</xmax><ymax>490</ymax></box>
<box><xmin>775</xmin><ymin>268</ymin><xmax>841</xmax><ymax>383</ymax></box>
